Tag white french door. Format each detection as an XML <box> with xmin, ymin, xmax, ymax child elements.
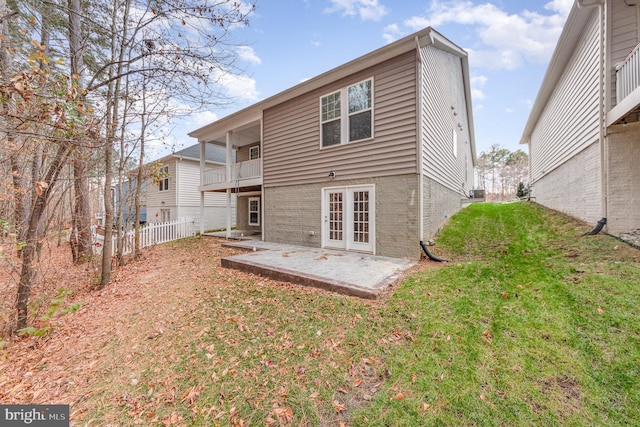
<box><xmin>322</xmin><ymin>185</ymin><xmax>375</xmax><ymax>254</ymax></box>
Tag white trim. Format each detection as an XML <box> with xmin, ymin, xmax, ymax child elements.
<box><xmin>319</xmin><ymin>77</ymin><xmax>374</xmax><ymax>149</ymax></box>
<box><xmin>321</xmin><ymin>184</ymin><xmax>376</xmax><ymax>254</ymax></box>
<box><xmin>248</xmin><ymin>197</ymin><xmax>260</xmax><ymax>226</ymax></box>
<box><xmin>158</xmin><ymin>166</ymin><xmax>169</xmax><ymax>192</ymax></box>
<box><xmin>249</xmin><ymin>145</ymin><xmax>260</xmax><ymax>160</ymax></box>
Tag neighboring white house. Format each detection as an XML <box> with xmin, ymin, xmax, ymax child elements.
<box><xmin>145</xmin><ymin>144</ymin><xmax>236</xmax><ymax>231</ymax></box>
<box><xmin>189</xmin><ymin>27</ymin><xmax>476</xmax><ymax>260</ymax></box>
<box><xmin>520</xmin><ymin>0</ymin><xmax>640</xmax><ymax>236</ymax></box>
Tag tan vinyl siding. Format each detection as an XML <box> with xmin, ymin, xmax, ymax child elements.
<box><xmin>262</xmin><ymin>51</ymin><xmax>418</xmax><ymax>187</ymax></box>
<box><xmin>530</xmin><ymin>12</ymin><xmax>600</xmax><ymax>182</ymax></box>
<box><xmin>420</xmin><ymin>45</ymin><xmax>473</xmax><ymax>195</ymax></box>
<box><xmin>610</xmin><ymin>2</ymin><xmax>640</xmax><ymax>107</ymax></box>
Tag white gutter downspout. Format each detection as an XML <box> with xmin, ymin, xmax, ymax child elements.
<box><xmin>578</xmin><ymin>0</ymin><xmax>608</xmax><ymax>223</ymax></box>
<box><xmin>415</xmin><ymin>35</ymin><xmax>425</xmax><ymax>243</ymax></box>
<box><xmin>225</xmin><ymin>132</ymin><xmax>233</xmax><ymax>239</ymax></box>
<box><xmin>199</xmin><ymin>142</ymin><xmax>205</xmax><ymax>235</ymax></box>
<box><xmin>260</xmin><ymin>115</ymin><xmax>265</xmax><ymax>241</ymax></box>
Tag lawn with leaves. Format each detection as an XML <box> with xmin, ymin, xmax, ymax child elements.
<box><xmin>1</xmin><ymin>202</ymin><xmax>639</xmax><ymax>426</ymax></box>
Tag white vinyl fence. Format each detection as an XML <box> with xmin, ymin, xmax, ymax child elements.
<box><xmin>91</xmin><ymin>218</ymin><xmax>196</xmax><ymax>256</ymax></box>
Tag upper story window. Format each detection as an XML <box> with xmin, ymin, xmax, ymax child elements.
<box><xmin>321</xmin><ymin>78</ymin><xmax>373</xmax><ymax>148</ymax></box>
<box><xmin>249</xmin><ymin>145</ymin><xmax>260</xmax><ymax>160</ymax></box>
<box><xmin>158</xmin><ymin>166</ymin><xmax>169</xmax><ymax>191</ymax></box>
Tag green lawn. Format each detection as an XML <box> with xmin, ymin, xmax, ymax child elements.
<box><xmin>86</xmin><ymin>202</ymin><xmax>640</xmax><ymax>426</ymax></box>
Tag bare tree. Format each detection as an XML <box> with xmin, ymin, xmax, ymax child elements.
<box><xmin>475</xmin><ymin>146</ymin><xmax>529</xmax><ymax>201</ymax></box>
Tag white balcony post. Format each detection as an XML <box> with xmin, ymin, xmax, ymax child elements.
<box><xmin>225</xmin><ymin>131</ymin><xmax>232</xmax><ymax>184</ymax></box>
<box><xmin>226</xmin><ymin>188</ymin><xmax>232</xmax><ymax>238</ymax></box>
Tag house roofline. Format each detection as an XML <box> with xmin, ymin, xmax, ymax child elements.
<box><xmin>519</xmin><ymin>3</ymin><xmax>598</xmax><ymax>144</ymax></box>
<box><xmin>189</xmin><ymin>27</ymin><xmax>470</xmax><ymax>142</ymax></box>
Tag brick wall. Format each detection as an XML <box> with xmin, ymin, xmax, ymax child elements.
<box><xmin>264</xmin><ymin>174</ymin><xmax>421</xmax><ymax>259</ymax></box>
<box><xmin>531</xmin><ymin>141</ymin><xmax>602</xmax><ymax>225</ymax></box>
<box><xmin>422</xmin><ymin>176</ymin><xmax>467</xmax><ymax>240</ymax></box>
<box><xmin>607</xmin><ymin>124</ymin><xmax>640</xmax><ymax>234</ymax></box>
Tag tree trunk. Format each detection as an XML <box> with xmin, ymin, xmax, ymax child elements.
<box><xmin>15</xmin><ymin>144</ymin><xmax>72</xmax><ymax>330</ymax></box>
<box><xmin>68</xmin><ymin>0</ymin><xmax>93</xmax><ymax>263</ymax></box>
<box><xmin>100</xmin><ymin>0</ymin><xmax>131</xmax><ymax>288</ymax></box>
<box><xmin>134</xmin><ymin>65</ymin><xmax>147</xmax><ymax>259</ymax></box>
<box><xmin>100</xmin><ymin>142</ymin><xmax>114</xmax><ymax>288</ymax></box>
<box><xmin>72</xmin><ymin>156</ymin><xmax>93</xmax><ymax>262</ymax></box>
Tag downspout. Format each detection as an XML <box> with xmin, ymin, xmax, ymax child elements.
<box><xmin>579</xmin><ymin>0</ymin><xmax>608</xmax><ymax>232</ymax></box>
<box><xmin>415</xmin><ymin>35</ymin><xmax>425</xmax><ymax>244</ymax></box>
<box><xmin>199</xmin><ymin>141</ymin><xmax>205</xmax><ymax>235</ymax></box>
<box><xmin>175</xmin><ymin>156</ymin><xmax>180</xmax><ymax>221</ymax></box>
<box><xmin>420</xmin><ymin>240</ymin><xmax>448</xmax><ymax>263</ymax></box>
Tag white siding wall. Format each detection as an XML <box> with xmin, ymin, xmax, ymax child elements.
<box><xmin>145</xmin><ymin>157</ymin><xmax>234</xmax><ymax>229</ymax></box>
<box><xmin>530</xmin><ymin>12</ymin><xmax>600</xmax><ymax>183</ymax></box>
<box><xmin>176</xmin><ymin>160</ymin><xmax>235</xmax><ymax>230</ymax></box>
<box><xmin>177</xmin><ymin>160</ymin><xmax>227</xmax><ymax>208</ymax></box>
<box><xmin>420</xmin><ymin>45</ymin><xmax>474</xmax><ymax>196</ymax></box>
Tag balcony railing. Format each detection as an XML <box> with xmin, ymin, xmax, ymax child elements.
<box><xmin>203</xmin><ymin>158</ymin><xmax>262</xmax><ymax>186</ymax></box>
<box><xmin>616</xmin><ymin>42</ymin><xmax>640</xmax><ymax>103</ymax></box>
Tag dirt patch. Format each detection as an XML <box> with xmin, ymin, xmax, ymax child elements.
<box><xmin>541</xmin><ymin>376</ymin><xmax>582</xmax><ymax>416</ymax></box>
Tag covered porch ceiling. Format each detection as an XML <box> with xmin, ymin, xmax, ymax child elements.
<box><xmin>202</xmin><ymin>119</ymin><xmax>261</xmax><ymax>148</ymax></box>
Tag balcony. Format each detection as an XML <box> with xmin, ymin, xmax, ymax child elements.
<box><xmin>201</xmin><ymin>158</ymin><xmax>262</xmax><ymax>191</ymax></box>
<box><xmin>609</xmin><ymin>43</ymin><xmax>640</xmax><ymax>126</ymax></box>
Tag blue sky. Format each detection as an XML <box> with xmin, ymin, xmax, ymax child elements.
<box><xmin>164</xmin><ymin>0</ymin><xmax>575</xmax><ymax>159</ymax></box>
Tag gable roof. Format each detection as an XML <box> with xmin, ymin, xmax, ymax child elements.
<box><xmin>519</xmin><ymin>2</ymin><xmax>600</xmax><ymax>145</ymax></box>
<box><xmin>171</xmin><ymin>143</ymin><xmax>226</xmax><ymax>163</ymax></box>
<box><xmin>189</xmin><ymin>27</ymin><xmax>476</xmax><ymax>157</ymax></box>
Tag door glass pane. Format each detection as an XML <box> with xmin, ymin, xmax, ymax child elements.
<box><xmin>352</xmin><ymin>191</ymin><xmax>369</xmax><ymax>243</ymax></box>
<box><xmin>329</xmin><ymin>192</ymin><xmax>343</xmax><ymax>241</ymax></box>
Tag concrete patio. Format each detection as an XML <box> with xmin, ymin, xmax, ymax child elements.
<box><xmin>211</xmin><ymin>237</ymin><xmax>416</xmax><ymax>299</ymax></box>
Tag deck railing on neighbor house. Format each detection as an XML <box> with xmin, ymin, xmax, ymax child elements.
<box><xmin>89</xmin><ymin>218</ymin><xmax>195</xmax><ymax>256</ymax></box>
<box><xmin>203</xmin><ymin>158</ymin><xmax>262</xmax><ymax>186</ymax></box>
<box><xmin>616</xmin><ymin>43</ymin><xmax>640</xmax><ymax>103</ymax></box>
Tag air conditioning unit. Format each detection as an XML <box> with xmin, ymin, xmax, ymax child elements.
<box><xmin>469</xmin><ymin>189</ymin><xmax>485</xmax><ymax>199</ymax></box>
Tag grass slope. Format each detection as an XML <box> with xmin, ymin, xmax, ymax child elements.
<box><xmin>76</xmin><ymin>202</ymin><xmax>639</xmax><ymax>426</ymax></box>
<box><xmin>353</xmin><ymin>202</ymin><xmax>640</xmax><ymax>426</ymax></box>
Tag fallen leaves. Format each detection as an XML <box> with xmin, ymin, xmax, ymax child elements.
<box><xmin>333</xmin><ymin>400</ymin><xmax>347</xmax><ymax>413</ymax></box>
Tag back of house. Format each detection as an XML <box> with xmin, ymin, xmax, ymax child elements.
<box><xmin>191</xmin><ymin>27</ymin><xmax>476</xmax><ymax>260</ymax></box>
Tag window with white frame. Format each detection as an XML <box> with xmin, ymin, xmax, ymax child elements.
<box><xmin>321</xmin><ymin>78</ymin><xmax>373</xmax><ymax>147</ymax></box>
<box><xmin>158</xmin><ymin>165</ymin><xmax>169</xmax><ymax>191</ymax></box>
<box><xmin>248</xmin><ymin>197</ymin><xmax>260</xmax><ymax>226</ymax></box>
<box><xmin>249</xmin><ymin>145</ymin><xmax>260</xmax><ymax>160</ymax></box>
